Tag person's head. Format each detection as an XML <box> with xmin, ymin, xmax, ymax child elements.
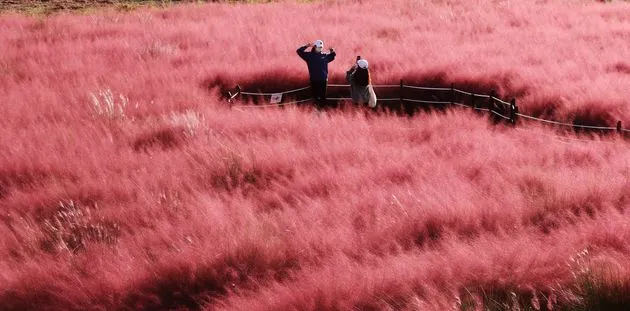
<box><xmin>313</xmin><ymin>40</ymin><xmax>324</xmax><ymax>53</ymax></box>
<box><xmin>354</xmin><ymin>59</ymin><xmax>370</xmax><ymax>86</ymax></box>
<box><xmin>357</xmin><ymin>59</ymin><xmax>368</xmax><ymax>70</ymax></box>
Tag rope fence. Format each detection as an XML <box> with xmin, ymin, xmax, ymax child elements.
<box><xmin>491</xmin><ymin>110</ymin><xmax>511</xmax><ymax>121</ymax></box>
<box><xmin>404</xmin><ymin>85</ymin><xmax>452</xmax><ymax>92</ymax></box>
<box><xmin>403</xmin><ymin>98</ymin><xmax>452</xmax><ymax>105</ymax></box>
<box><xmin>239</xmin><ymin>85</ymin><xmax>311</xmax><ymax>96</ymax></box>
<box><xmin>372</xmin><ymin>85</ymin><xmax>401</xmax><ymax>88</ymax></box>
<box><xmin>235</xmin><ymin>98</ymin><xmax>313</xmax><ymax>108</ymax></box>
<box><xmin>516</xmin><ymin>113</ymin><xmax>619</xmax><ymax>131</ymax></box>
<box><xmin>494</xmin><ymin>98</ymin><xmax>512</xmax><ymax>107</ymax></box>
<box><xmin>225</xmin><ymin>81</ymin><xmax>628</xmax><ymax>136</ymax></box>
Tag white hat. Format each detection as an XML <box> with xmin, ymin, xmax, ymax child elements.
<box><xmin>357</xmin><ymin>59</ymin><xmax>369</xmax><ymax>69</ymax></box>
<box><xmin>314</xmin><ymin>40</ymin><xmax>324</xmax><ymax>49</ymax></box>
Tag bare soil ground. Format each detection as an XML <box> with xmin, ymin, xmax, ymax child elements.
<box><xmin>0</xmin><ymin>0</ymin><xmax>211</xmax><ymax>15</ymax></box>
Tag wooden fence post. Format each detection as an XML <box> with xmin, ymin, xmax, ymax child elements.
<box><xmin>617</xmin><ymin>121</ymin><xmax>623</xmax><ymax>136</ymax></box>
<box><xmin>226</xmin><ymin>89</ymin><xmax>232</xmax><ymax>108</ymax></box>
<box><xmin>450</xmin><ymin>83</ymin><xmax>455</xmax><ymax>105</ymax></box>
<box><xmin>399</xmin><ymin>79</ymin><xmax>404</xmax><ymax>112</ymax></box>
<box><xmin>471</xmin><ymin>93</ymin><xmax>476</xmax><ymax>110</ymax></box>
<box><xmin>227</xmin><ymin>85</ymin><xmax>241</xmax><ymax>109</ymax></box>
<box><xmin>510</xmin><ymin>98</ymin><xmax>518</xmax><ymax>125</ymax></box>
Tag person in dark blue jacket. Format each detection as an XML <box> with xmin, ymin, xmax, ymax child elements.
<box><xmin>296</xmin><ymin>40</ymin><xmax>336</xmax><ymax>107</ymax></box>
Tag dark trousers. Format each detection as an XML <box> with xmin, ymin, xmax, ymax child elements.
<box><xmin>310</xmin><ymin>80</ymin><xmax>328</xmax><ymax>109</ymax></box>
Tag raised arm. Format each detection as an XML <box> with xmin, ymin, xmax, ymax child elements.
<box><xmin>326</xmin><ymin>48</ymin><xmax>336</xmax><ymax>63</ymax></box>
<box><xmin>296</xmin><ymin>44</ymin><xmax>310</xmax><ymax>61</ymax></box>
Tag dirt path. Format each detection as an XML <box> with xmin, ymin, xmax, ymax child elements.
<box><xmin>0</xmin><ymin>0</ymin><xmax>201</xmax><ymax>15</ymax></box>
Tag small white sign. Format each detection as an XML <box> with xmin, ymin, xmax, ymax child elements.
<box><xmin>270</xmin><ymin>93</ymin><xmax>283</xmax><ymax>104</ymax></box>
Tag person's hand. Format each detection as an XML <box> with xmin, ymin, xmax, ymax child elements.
<box><xmin>329</xmin><ymin>48</ymin><xmax>335</xmax><ymax>53</ymax></box>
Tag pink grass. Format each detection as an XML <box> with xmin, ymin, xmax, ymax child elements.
<box><xmin>1</xmin><ymin>0</ymin><xmax>630</xmax><ymax>310</ymax></box>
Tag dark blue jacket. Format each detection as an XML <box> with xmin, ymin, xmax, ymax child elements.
<box><xmin>297</xmin><ymin>45</ymin><xmax>336</xmax><ymax>82</ymax></box>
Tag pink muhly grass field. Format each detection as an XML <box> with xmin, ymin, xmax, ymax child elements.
<box><xmin>0</xmin><ymin>0</ymin><xmax>629</xmax><ymax>310</ymax></box>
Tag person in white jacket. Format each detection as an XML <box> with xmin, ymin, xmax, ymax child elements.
<box><xmin>346</xmin><ymin>57</ymin><xmax>377</xmax><ymax>108</ymax></box>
